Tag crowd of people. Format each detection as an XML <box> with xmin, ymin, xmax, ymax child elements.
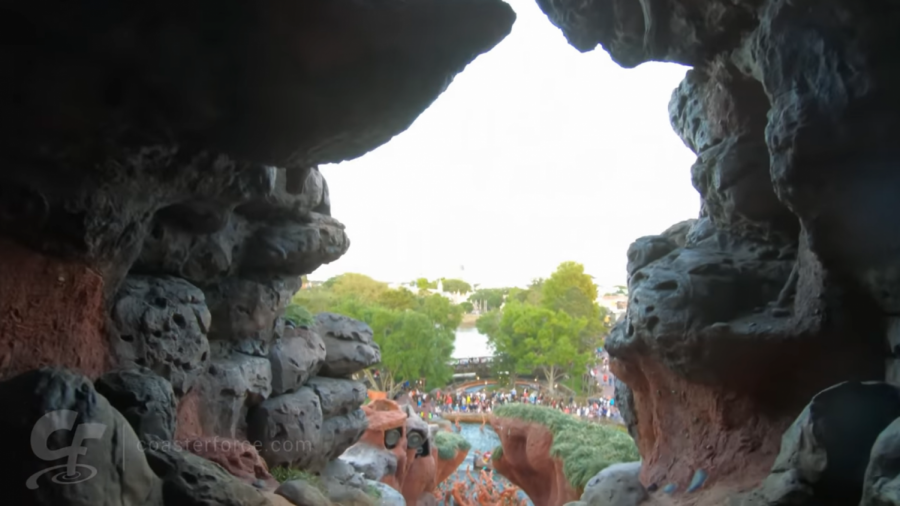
<box><xmin>401</xmin><ymin>385</ymin><xmax>622</xmax><ymax>423</ymax></box>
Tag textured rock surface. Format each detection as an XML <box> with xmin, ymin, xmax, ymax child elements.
<box><xmin>368</xmin><ymin>480</ymin><xmax>407</xmax><ymax>506</ymax></box>
<box><xmin>181</xmin><ymin>437</ymin><xmax>279</xmax><ymax>491</ymax></box>
<box><xmin>269</xmin><ymin>326</ymin><xmax>326</xmax><ymax>395</ymax></box>
<box><xmin>0</xmin><ymin>368</ymin><xmax>162</xmax><ymax>506</ymax></box>
<box><xmin>315</xmin><ymin>313</ymin><xmax>382</xmax><ymax>377</ymax></box>
<box><xmin>195</xmin><ymin>348</ymin><xmax>272</xmax><ymax>439</ymax></box>
<box><xmin>275</xmin><ymin>479</ymin><xmax>332</xmax><ymax>506</ymax></box>
<box><xmin>861</xmin><ymin>417</ymin><xmax>900</xmax><ymax>506</ymax></box>
<box><xmin>581</xmin><ymin>462</ymin><xmax>647</xmax><ymax>506</ymax></box>
<box><xmin>94</xmin><ymin>366</ymin><xmax>177</xmax><ymax>443</ymax></box>
<box><xmin>489</xmin><ymin>417</ymin><xmax>581</xmax><ymax>506</ymax></box>
<box><xmin>145</xmin><ymin>446</ymin><xmax>273</xmax><ymax>506</ymax></box>
<box><xmin>535</xmin><ymin>1</ymin><xmax>900</xmax><ymax>503</ymax></box>
<box><xmin>110</xmin><ymin>275</ymin><xmax>211</xmax><ymax>395</ymax></box>
<box><xmin>248</xmin><ymin>386</ymin><xmax>324</xmax><ymax>469</ymax></box>
<box><xmin>741</xmin><ymin>382</ymin><xmax>900</xmax><ymax>506</ymax></box>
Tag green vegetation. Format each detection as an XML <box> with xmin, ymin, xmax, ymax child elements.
<box><xmin>441</xmin><ymin>278</ymin><xmax>472</xmax><ymax>295</ymax></box>
<box><xmin>476</xmin><ymin>262</ymin><xmax>611</xmax><ymax>395</ymax></box>
<box><xmin>434</xmin><ymin>430</ymin><xmax>472</xmax><ymax>460</ymax></box>
<box><xmin>493</xmin><ymin>403</ymin><xmax>638</xmax><ymax>490</ymax></box>
<box><xmin>366</xmin><ymin>483</ymin><xmax>383</xmax><ymax>499</ymax></box>
<box><xmin>290</xmin><ymin>273</ymin><xmax>462</xmax><ymax>396</ymax></box>
<box><xmin>284</xmin><ymin>305</ymin><xmax>315</xmax><ymax>327</ymax></box>
<box><xmin>270</xmin><ymin>467</ymin><xmax>325</xmax><ymax>491</ymax></box>
<box><xmin>468</xmin><ymin>288</ymin><xmax>508</xmax><ymax>311</ymax></box>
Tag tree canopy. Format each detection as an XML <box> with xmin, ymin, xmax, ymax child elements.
<box><xmin>468</xmin><ymin>288</ymin><xmax>508</xmax><ymax>311</ymax></box>
<box><xmin>291</xmin><ymin>273</ymin><xmax>462</xmax><ymax>396</ymax></box>
<box><xmin>476</xmin><ymin>261</ymin><xmax>610</xmax><ymax>396</ymax></box>
<box><xmin>440</xmin><ymin>278</ymin><xmax>472</xmax><ymax>295</ymax></box>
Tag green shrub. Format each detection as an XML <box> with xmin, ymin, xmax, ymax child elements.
<box><xmin>493</xmin><ymin>403</ymin><xmax>638</xmax><ymax>490</ymax></box>
<box><xmin>284</xmin><ymin>305</ymin><xmax>315</xmax><ymax>327</ymax></box>
<box><xmin>366</xmin><ymin>483</ymin><xmax>383</xmax><ymax>499</ymax></box>
<box><xmin>434</xmin><ymin>430</ymin><xmax>472</xmax><ymax>460</ymax></box>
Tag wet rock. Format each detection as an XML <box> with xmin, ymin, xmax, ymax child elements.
<box><xmin>145</xmin><ymin>445</ymin><xmax>271</xmax><ymax>506</ymax></box>
<box><xmin>0</xmin><ymin>368</ymin><xmax>162</xmax><ymax>506</ymax></box>
<box><xmin>196</xmin><ymin>349</ymin><xmax>272</xmax><ymax>439</ymax></box>
<box><xmin>94</xmin><ymin>366</ymin><xmax>177</xmax><ymax>443</ymax></box>
<box><xmin>181</xmin><ymin>437</ymin><xmax>279</xmax><ymax>491</ymax></box>
<box><xmin>368</xmin><ymin>480</ymin><xmax>406</xmax><ymax>506</ymax></box>
<box><xmin>314</xmin><ymin>313</ymin><xmax>382</xmax><ymax>377</ymax></box>
<box><xmin>269</xmin><ymin>327</ymin><xmax>326</xmax><ymax>395</ymax></box>
<box><xmin>750</xmin><ymin>382</ymin><xmax>900</xmax><ymax>505</ymax></box>
<box><xmin>307</xmin><ymin>376</ymin><xmax>368</xmax><ymax>417</ymax></box>
<box><xmin>581</xmin><ymin>462</ymin><xmax>647</xmax><ymax>506</ymax></box>
<box><xmin>861</xmin><ymin>417</ymin><xmax>900</xmax><ymax>506</ymax></box>
<box><xmin>247</xmin><ymin>387</ymin><xmax>324</xmax><ymax>470</ymax></box>
<box><xmin>110</xmin><ymin>275</ymin><xmax>211</xmax><ymax>396</ymax></box>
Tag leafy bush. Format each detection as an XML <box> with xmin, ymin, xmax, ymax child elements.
<box><xmin>434</xmin><ymin>430</ymin><xmax>472</xmax><ymax>460</ymax></box>
<box><xmin>283</xmin><ymin>305</ymin><xmax>315</xmax><ymax>327</ymax></box>
<box><xmin>493</xmin><ymin>403</ymin><xmax>639</xmax><ymax>490</ymax></box>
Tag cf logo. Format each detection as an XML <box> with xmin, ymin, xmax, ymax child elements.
<box><xmin>25</xmin><ymin>410</ymin><xmax>107</xmax><ymax>489</ymax></box>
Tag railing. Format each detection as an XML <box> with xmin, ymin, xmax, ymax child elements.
<box><xmin>450</xmin><ymin>356</ymin><xmax>494</xmax><ymax>367</ymax></box>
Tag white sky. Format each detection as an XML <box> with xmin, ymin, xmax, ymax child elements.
<box><xmin>315</xmin><ymin>0</ymin><xmax>699</xmax><ymax>289</ymax></box>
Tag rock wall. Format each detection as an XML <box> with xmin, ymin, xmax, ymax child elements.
<box><xmin>535</xmin><ymin>0</ymin><xmax>900</xmax><ymax>503</ymax></box>
<box><xmin>0</xmin><ymin>1</ymin><xmax>515</xmax><ymax>505</ymax></box>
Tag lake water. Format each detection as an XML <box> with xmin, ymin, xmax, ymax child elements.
<box><xmin>452</xmin><ymin>327</ymin><xmax>492</xmax><ymax>358</ymax></box>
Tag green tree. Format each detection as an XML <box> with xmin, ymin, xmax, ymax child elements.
<box><xmin>541</xmin><ymin>262</ymin><xmax>610</xmax><ymax>353</ymax></box>
<box><xmin>377</xmin><ymin>287</ymin><xmax>418</xmax><ymax>311</ymax></box>
<box><xmin>468</xmin><ymin>288</ymin><xmax>507</xmax><ymax>311</ymax></box>
<box><xmin>323</xmin><ymin>273</ymin><xmax>389</xmax><ymax>302</ymax></box>
<box><xmin>441</xmin><ymin>278</ymin><xmax>472</xmax><ymax>295</ymax></box>
<box><xmin>415</xmin><ymin>278</ymin><xmax>438</xmax><ymax>290</ymax></box>
<box><xmin>460</xmin><ymin>301</ymin><xmax>474</xmax><ymax>313</ymax></box>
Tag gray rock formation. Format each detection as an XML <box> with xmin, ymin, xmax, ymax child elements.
<box><xmin>248</xmin><ymin>387</ymin><xmax>325</xmax><ymax>469</ymax></box>
<box><xmin>861</xmin><ymin>417</ymin><xmax>900</xmax><ymax>506</ymax></box>
<box><xmin>307</xmin><ymin>376</ymin><xmax>368</xmax><ymax>417</ymax></box>
<box><xmin>0</xmin><ymin>368</ymin><xmax>162</xmax><ymax>506</ymax></box>
<box><xmin>342</xmin><ymin>444</ymin><xmax>399</xmax><ymax>482</ymax></box>
<box><xmin>205</xmin><ymin>277</ymin><xmax>301</xmax><ymax>352</ymax></box>
<box><xmin>315</xmin><ymin>313</ymin><xmax>382</xmax><ymax>378</ymax></box>
<box><xmin>368</xmin><ymin>480</ymin><xmax>407</xmax><ymax>506</ymax></box>
<box><xmin>743</xmin><ymin>382</ymin><xmax>900</xmax><ymax>506</ymax></box>
<box><xmin>94</xmin><ymin>367</ymin><xmax>177</xmax><ymax>443</ymax></box>
<box><xmin>110</xmin><ymin>276</ymin><xmax>211</xmax><ymax>396</ymax></box>
<box><xmin>275</xmin><ymin>479</ymin><xmax>332</xmax><ymax>506</ymax></box>
<box><xmin>581</xmin><ymin>462</ymin><xmax>647</xmax><ymax>506</ymax></box>
<box><xmin>269</xmin><ymin>326</ymin><xmax>327</xmax><ymax>395</ymax></box>
<box><xmin>195</xmin><ymin>347</ymin><xmax>273</xmax><ymax>439</ymax></box>
<box><xmin>145</xmin><ymin>446</ymin><xmax>271</xmax><ymax>506</ymax></box>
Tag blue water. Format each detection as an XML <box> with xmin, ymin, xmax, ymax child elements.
<box><xmin>438</xmin><ymin>423</ymin><xmax>533</xmax><ymax>506</ymax></box>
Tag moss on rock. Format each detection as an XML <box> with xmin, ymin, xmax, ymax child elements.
<box><xmin>434</xmin><ymin>430</ymin><xmax>472</xmax><ymax>460</ymax></box>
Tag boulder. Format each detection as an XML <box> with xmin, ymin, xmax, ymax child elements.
<box><xmin>247</xmin><ymin>387</ymin><xmax>325</xmax><ymax>469</ymax></box>
<box><xmin>748</xmin><ymin>382</ymin><xmax>900</xmax><ymax>505</ymax></box>
<box><xmin>314</xmin><ymin>313</ymin><xmax>381</xmax><ymax>377</ymax></box>
<box><xmin>342</xmin><ymin>443</ymin><xmax>400</xmax><ymax>482</ymax></box>
<box><xmin>861</xmin><ymin>417</ymin><xmax>900</xmax><ymax>506</ymax></box>
<box><xmin>145</xmin><ymin>445</ymin><xmax>272</xmax><ymax>506</ymax></box>
<box><xmin>205</xmin><ymin>277</ymin><xmax>301</xmax><ymax>354</ymax></box>
<box><xmin>322</xmin><ymin>458</ymin><xmax>368</xmax><ymax>494</ymax></box>
<box><xmin>242</xmin><ymin>215</ymin><xmax>351</xmax><ymax>276</ymax></box>
<box><xmin>94</xmin><ymin>366</ymin><xmax>177</xmax><ymax>443</ymax></box>
<box><xmin>180</xmin><ymin>437</ymin><xmax>279</xmax><ymax>490</ymax></box>
<box><xmin>368</xmin><ymin>480</ymin><xmax>407</xmax><ymax>506</ymax></box>
<box><xmin>581</xmin><ymin>462</ymin><xmax>647</xmax><ymax>506</ymax></box>
<box><xmin>320</xmin><ymin>409</ymin><xmax>370</xmax><ymax>463</ymax></box>
<box><xmin>0</xmin><ymin>368</ymin><xmax>162</xmax><ymax>506</ymax></box>
<box><xmin>275</xmin><ymin>479</ymin><xmax>332</xmax><ymax>506</ymax></box>
<box><xmin>196</xmin><ymin>348</ymin><xmax>272</xmax><ymax>439</ymax></box>
<box><xmin>269</xmin><ymin>326</ymin><xmax>326</xmax><ymax>395</ymax></box>
<box><xmin>110</xmin><ymin>275</ymin><xmax>211</xmax><ymax>395</ymax></box>
<box><xmin>307</xmin><ymin>376</ymin><xmax>368</xmax><ymax>417</ymax></box>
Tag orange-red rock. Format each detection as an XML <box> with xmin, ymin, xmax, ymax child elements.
<box><xmin>183</xmin><ymin>436</ymin><xmax>279</xmax><ymax>490</ymax></box>
<box><xmin>435</xmin><ymin>449</ymin><xmax>468</xmax><ymax>485</ymax></box>
<box><xmin>175</xmin><ymin>388</ymin><xmax>204</xmax><ymax>440</ymax></box>
<box><xmin>490</xmin><ymin>416</ymin><xmax>580</xmax><ymax>506</ymax></box>
<box><xmin>0</xmin><ymin>239</ymin><xmax>109</xmax><ymax>381</ymax></box>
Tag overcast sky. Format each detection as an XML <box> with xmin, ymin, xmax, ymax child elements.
<box><xmin>315</xmin><ymin>0</ymin><xmax>699</xmax><ymax>290</ymax></box>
